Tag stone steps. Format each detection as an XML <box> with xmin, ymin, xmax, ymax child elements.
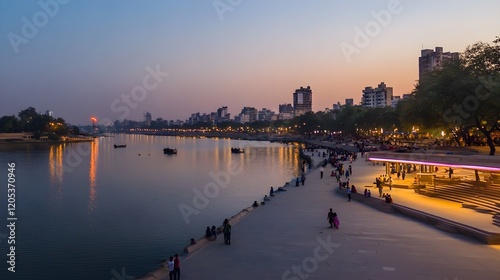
<box><xmin>337</xmin><ymin>187</ymin><xmax>500</xmax><ymax>243</ymax></box>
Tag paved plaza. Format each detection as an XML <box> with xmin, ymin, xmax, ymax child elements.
<box><xmin>142</xmin><ymin>147</ymin><xmax>500</xmax><ymax>280</ymax></box>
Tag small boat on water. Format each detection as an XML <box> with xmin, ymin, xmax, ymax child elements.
<box><xmin>163</xmin><ymin>147</ymin><xmax>178</xmax><ymax>154</ymax></box>
<box><xmin>231</xmin><ymin>147</ymin><xmax>244</xmax><ymax>153</ymax></box>
<box><xmin>114</xmin><ymin>144</ymin><xmax>127</xmax><ymax>148</ymax></box>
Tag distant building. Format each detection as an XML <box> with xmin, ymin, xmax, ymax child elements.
<box><xmin>293</xmin><ymin>86</ymin><xmax>312</xmax><ymax>116</ymax></box>
<box><xmin>402</xmin><ymin>93</ymin><xmax>412</xmax><ymax>99</ymax></box>
<box><xmin>345</xmin><ymin>98</ymin><xmax>354</xmax><ymax>106</ymax></box>
<box><xmin>238</xmin><ymin>107</ymin><xmax>258</xmax><ymax>124</ymax></box>
<box><xmin>257</xmin><ymin>108</ymin><xmax>275</xmax><ymax>121</ymax></box>
<box><xmin>279</xmin><ymin>103</ymin><xmax>294</xmax><ymax>114</ymax></box>
<box><xmin>391</xmin><ymin>96</ymin><xmax>401</xmax><ymax>108</ymax></box>
<box><xmin>419</xmin><ymin>47</ymin><xmax>459</xmax><ymax>80</ymax></box>
<box><xmin>216</xmin><ymin>106</ymin><xmax>230</xmax><ymax>123</ymax></box>
<box><xmin>333</xmin><ymin>102</ymin><xmax>341</xmax><ymax>110</ymax></box>
<box><xmin>144</xmin><ymin>112</ymin><xmax>152</xmax><ymax>126</ymax></box>
<box><xmin>361</xmin><ymin>82</ymin><xmax>393</xmax><ymax>108</ymax></box>
<box><xmin>277</xmin><ymin>113</ymin><xmax>293</xmax><ymax>120</ymax></box>
<box><xmin>45</xmin><ymin>110</ymin><xmax>53</xmax><ymax>117</ymax></box>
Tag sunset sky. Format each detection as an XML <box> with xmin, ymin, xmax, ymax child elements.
<box><xmin>1</xmin><ymin>0</ymin><xmax>499</xmax><ymax>125</ymax></box>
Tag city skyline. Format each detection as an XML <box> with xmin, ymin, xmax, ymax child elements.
<box><xmin>1</xmin><ymin>0</ymin><xmax>499</xmax><ymax>125</ymax></box>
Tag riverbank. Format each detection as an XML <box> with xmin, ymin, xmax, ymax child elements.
<box><xmin>139</xmin><ymin>145</ymin><xmax>500</xmax><ymax>280</ymax></box>
<box><xmin>137</xmin><ymin>146</ymin><xmax>347</xmax><ymax>279</ymax></box>
<box><xmin>0</xmin><ymin>138</ymin><xmax>94</xmax><ymax>144</ymax></box>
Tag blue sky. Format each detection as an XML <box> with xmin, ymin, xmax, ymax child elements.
<box><xmin>1</xmin><ymin>0</ymin><xmax>499</xmax><ymax>125</ymax></box>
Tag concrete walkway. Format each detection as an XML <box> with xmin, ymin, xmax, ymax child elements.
<box><xmin>144</xmin><ymin>150</ymin><xmax>500</xmax><ymax>280</ymax></box>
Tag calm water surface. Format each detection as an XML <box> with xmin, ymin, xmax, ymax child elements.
<box><xmin>0</xmin><ymin>135</ymin><xmax>300</xmax><ymax>279</ymax></box>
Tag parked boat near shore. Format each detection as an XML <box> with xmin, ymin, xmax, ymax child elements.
<box><xmin>114</xmin><ymin>144</ymin><xmax>127</xmax><ymax>148</ymax></box>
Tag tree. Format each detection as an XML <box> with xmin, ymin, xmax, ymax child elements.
<box><xmin>18</xmin><ymin>106</ymin><xmax>38</xmax><ymax>131</ymax></box>
<box><xmin>72</xmin><ymin>126</ymin><xmax>80</xmax><ymax>135</ymax></box>
<box><xmin>0</xmin><ymin>115</ymin><xmax>20</xmax><ymax>132</ymax></box>
<box><xmin>408</xmin><ymin>37</ymin><xmax>500</xmax><ymax>155</ymax></box>
<box><xmin>290</xmin><ymin>112</ymin><xmax>320</xmax><ymax>135</ymax></box>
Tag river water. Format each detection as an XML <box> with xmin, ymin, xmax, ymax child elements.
<box><xmin>0</xmin><ymin>134</ymin><xmax>301</xmax><ymax>279</ymax></box>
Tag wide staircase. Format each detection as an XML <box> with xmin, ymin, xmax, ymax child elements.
<box><xmin>417</xmin><ymin>178</ymin><xmax>500</xmax><ymax>227</ymax></box>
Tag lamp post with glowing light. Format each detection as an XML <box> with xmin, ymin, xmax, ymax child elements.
<box><xmin>91</xmin><ymin>116</ymin><xmax>97</xmax><ymax>134</ymax></box>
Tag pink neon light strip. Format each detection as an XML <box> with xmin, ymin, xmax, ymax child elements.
<box><xmin>368</xmin><ymin>157</ymin><xmax>500</xmax><ymax>172</ymax></box>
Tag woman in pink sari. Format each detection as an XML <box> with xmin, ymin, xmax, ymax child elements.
<box><xmin>333</xmin><ymin>212</ymin><xmax>340</xmax><ymax>229</ymax></box>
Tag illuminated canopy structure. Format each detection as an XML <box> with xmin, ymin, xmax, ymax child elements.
<box><xmin>368</xmin><ymin>151</ymin><xmax>500</xmax><ymax>173</ymax></box>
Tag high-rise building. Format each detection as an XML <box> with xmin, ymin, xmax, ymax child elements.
<box><xmin>361</xmin><ymin>82</ymin><xmax>393</xmax><ymax>108</ymax></box>
<box><xmin>293</xmin><ymin>86</ymin><xmax>312</xmax><ymax>116</ymax></box>
<box><xmin>419</xmin><ymin>47</ymin><xmax>459</xmax><ymax>80</ymax></box>
<box><xmin>216</xmin><ymin>106</ymin><xmax>230</xmax><ymax>123</ymax></box>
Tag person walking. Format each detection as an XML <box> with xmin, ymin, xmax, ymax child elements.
<box><xmin>295</xmin><ymin>177</ymin><xmax>300</xmax><ymax>187</ymax></box>
<box><xmin>320</xmin><ymin>167</ymin><xmax>324</xmax><ymax>179</ymax></box>
<box><xmin>327</xmin><ymin>208</ymin><xmax>334</xmax><ymax>228</ymax></box>
<box><xmin>333</xmin><ymin>212</ymin><xmax>340</xmax><ymax>229</ymax></box>
<box><xmin>402</xmin><ymin>170</ymin><xmax>406</xmax><ymax>180</ymax></box>
<box><xmin>223</xmin><ymin>220</ymin><xmax>232</xmax><ymax>245</ymax></box>
<box><xmin>388</xmin><ymin>176</ymin><xmax>393</xmax><ymax>190</ymax></box>
<box><xmin>348</xmin><ymin>164</ymin><xmax>352</xmax><ymax>175</ymax></box>
<box><xmin>167</xmin><ymin>257</ymin><xmax>175</xmax><ymax>280</ymax></box>
<box><xmin>211</xmin><ymin>225</ymin><xmax>217</xmax><ymax>239</ymax></box>
<box><xmin>347</xmin><ymin>187</ymin><xmax>352</xmax><ymax>202</ymax></box>
<box><xmin>376</xmin><ymin>177</ymin><xmax>383</xmax><ymax>197</ymax></box>
<box><xmin>301</xmin><ymin>174</ymin><xmax>306</xmax><ymax>186</ymax></box>
<box><xmin>173</xmin><ymin>254</ymin><xmax>180</xmax><ymax>280</ymax></box>
<box><xmin>222</xmin><ymin>219</ymin><xmax>229</xmax><ymax>244</ymax></box>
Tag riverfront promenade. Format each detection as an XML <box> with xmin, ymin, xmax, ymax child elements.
<box><xmin>141</xmin><ymin>148</ymin><xmax>500</xmax><ymax>280</ymax></box>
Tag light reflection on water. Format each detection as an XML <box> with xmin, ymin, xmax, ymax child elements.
<box><xmin>0</xmin><ymin>135</ymin><xmax>300</xmax><ymax>280</ymax></box>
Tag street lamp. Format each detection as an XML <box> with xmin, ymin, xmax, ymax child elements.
<box><xmin>91</xmin><ymin>116</ymin><xmax>97</xmax><ymax>134</ymax></box>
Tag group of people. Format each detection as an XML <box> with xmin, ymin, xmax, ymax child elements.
<box><xmin>203</xmin><ymin>219</ymin><xmax>232</xmax><ymax>245</ymax></box>
<box><xmin>363</xmin><ymin>188</ymin><xmax>372</xmax><ymax>197</ymax></box>
<box><xmin>327</xmin><ymin>208</ymin><xmax>340</xmax><ymax>229</ymax></box>
<box><xmin>382</xmin><ymin>193</ymin><xmax>393</xmax><ymax>203</ymax></box>
<box><xmin>166</xmin><ymin>254</ymin><xmax>181</xmax><ymax>280</ymax></box>
<box><xmin>205</xmin><ymin>225</ymin><xmax>217</xmax><ymax>240</ymax></box>
<box><xmin>295</xmin><ymin>173</ymin><xmax>306</xmax><ymax>186</ymax></box>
